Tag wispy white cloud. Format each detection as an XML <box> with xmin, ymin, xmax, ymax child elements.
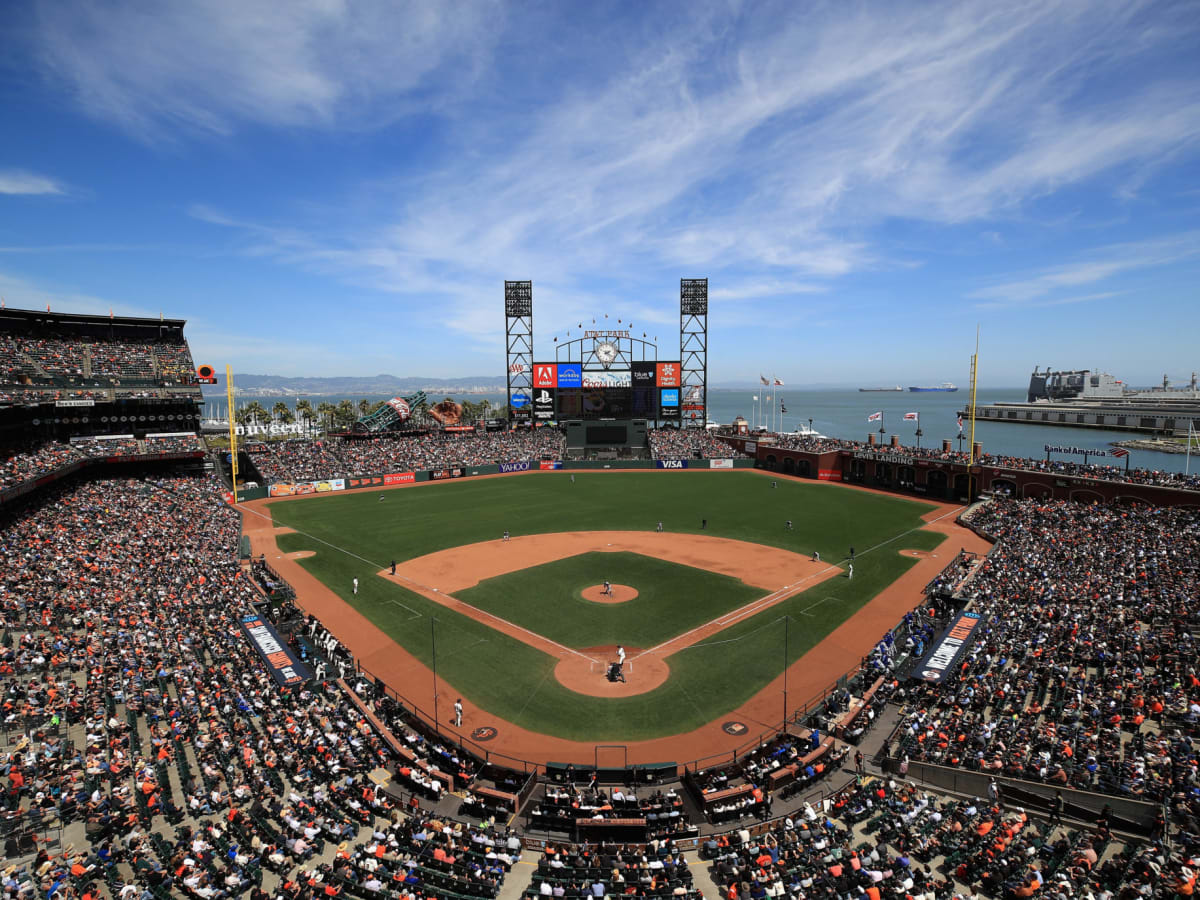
<box><xmin>710</xmin><ymin>280</ymin><xmax>829</xmax><ymax>302</ymax></box>
<box><xmin>968</xmin><ymin>231</ymin><xmax>1200</xmax><ymax>306</ymax></box>
<box><xmin>32</xmin><ymin>0</ymin><xmax>501</xmax><ymax>139</ymax></box>
<box><xmin>147</xmin><ymin>0</ymin><xmax>1200</xmax><ymax>351</ymax></box>
<box><xmin>0</xmin><ymin>169</ymin><xmax>65</xmax><ymax>195</ymax></box>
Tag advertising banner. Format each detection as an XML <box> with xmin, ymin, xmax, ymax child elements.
<box><xmin>744</xmin><ymin>441</ymin><xmax>757</xmax><ymax>452</ymax></box>
<box><xmin>384</xmin><ymin>472</ymin><xmax>416</xmax><ymax>485</ymax></box>
<box><xmin>510</xmin><ymin>391</ymin><xmax>530</xmax><ymax>409</ymax></box>
<box><xmin>269</xmin><ymin>482</ymin><xmax>308</xmax><ymax>497</ymax></box>
<box><xmin>429</xmin><ymin>467</ymin><xmax>465</xmax><ymax>480</ymax></box>
<box><xmin>499</xmin><ymin>461</ymin><xmax>532</xmax><ymax>473</ymax></box>
<box><xmin>539</xmin><ymin>460</ymin><xmax>563</xmax><ymax>470</ymax></box>
<box><xmin>709</xmin><ymin>459</ymin><xmax>734</xmax><ymax>469</ymax></box>
<box><xmin>533</xmin><ymin>387</ymin><xmax>556</xmax><ymax>421</ymax></box>
<box><xmin>817</xmin><ymin>469</ymin><xmax>843</xmax><ymax>481</ymax></box>
<box><xmin>240</xmin><ymin>614</ymin><xmax>311</xmax><ymax>687</ymax></box>
<box><xmin>582</xmin><ymin>370</ymin><xmax>631</xmax><ymax>388</ymax></box>
<box><xmin>659</xmin><ymin>388</ymin><xmax>680</xmax><ymax>418</ymax></box>
<box><xmin>656</xmin><ymin>459</ymin><xmax>689</xmax><ymax>469</ymax></box>
<box><xmin>556</xmin><ymin>364</ymin><xmax>582</xmax><ymax>388</ymax></box>
<box><xmin>56</xmin><ymin>399</ymin><xmax>95</xmax><ymax>408</ymax></box>
<box><xmin>1044</xmin><ymin>444</ymin><xmax>1111</xmax><ymax>458</ymax></box>
<box><xmin>912</xmin><ymin>611</ymin><xmax>982</xmax><ymax>683</ymax></box>
<box><xmin>533</xmin><ymin>363</ymin><xmax>557</xmax><ymax>388</ymax></box>
<box><xmin>656</xmin><ymin>362</ymin><xmax>681</xmax><ymax>387</ymax></box>
<box><xmin>631</xmin><ymin>362</ymin><xmax>656</xmax><ymax>386</ymax></box>
<box><xmin>269</xmin><ymin>479</ymin><xmax>345</xmax><ymax>497</ymax></box>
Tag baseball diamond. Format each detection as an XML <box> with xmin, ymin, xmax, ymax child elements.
<box><xmin>246</xmin><ymin>468</ymin><xmax>982</xmax><ymax>761</ymax></box>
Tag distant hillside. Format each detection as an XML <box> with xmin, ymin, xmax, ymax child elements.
<box><xmin>203</xmin><ymin>373</ymin><xmax>505</xmax><ymax>397</ymax></box>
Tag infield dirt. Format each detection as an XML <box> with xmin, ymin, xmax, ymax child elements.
<box><xmin>241</xmin><ymin>475</ymin><xmax>991</xmax><ymax>765</ymax></box>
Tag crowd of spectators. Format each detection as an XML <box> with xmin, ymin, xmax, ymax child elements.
<box><xmin>247</xmin><ymin>430</ymin><xmax>567</xmax><ymax>483</ymax></box>
<box><xmin>0</xmin><ymin>471</ymin><xmax>523</xmax><ymax>900</ymax></box>
<box><xmin>246</xmin><ymin>440</ymin><xmax>347</xmax><ymax>483</ymax></box>
<box><xmin>648</xmin><ymin>428</ymin><xmax>748</xmax><ymax>460</ymax></box>
<box><xmin>0</xmin><ymin>441</ymin><xmax>84</xmax><ymax>490</ymax></box>
<box><xmin>704</xmin><ymin>772</ymin><xmax>1187</xmax><ymax>900</ymax></box>
<box><xmin>0</xmin><ymin>330</ymin><xmax>198</xmax><ymax>386</ymax></box>
<box><xmin>531</xmin><ymin>783</ymin><xmax>690</xmax><ymax>837</ymax></box>
<box><xmin>144</xmin><ymin>435</ymin><xmax>205</xmax><ymax>454</ymax></box>
<box><xmin>524</xmin><ymin>839</ymin><xmax>699</xmax><ymax>900</ymax></box>
<box><xmin>0</xmin><ymin>388</ymin><xmax>107</xmax><ymax>407</ymax></box>
<box><xmin>0</xmin><ymin>437</ymin><xmax>207</xmax><ymax>491</ymax></box>
<box><xmin>893</xmin><ymin>498</ymin><xmax>1200</xmax><ymax>812</ymax></box>
<box><xmin>4</xmin><ymin>424</ymin><xmax>1200</xmax><ymax>898</ymax></box>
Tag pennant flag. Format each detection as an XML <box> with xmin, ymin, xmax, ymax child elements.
<box><xmin>868</xmin><ymin>411</ymin><xmax>882</xmax><ymax>422</ymax></box>
<box><xmin>903</xmin><ymin>412</ymin><xmax>919</xmax><ymax>421</ymax></box>
<box><xmin>956</xmin><ymin>414</ymin><xmax>964</xmax><ymax>432</ymax></box>
<box><xmin>1110</xmin><ymin>447</ymin><xmax>1129</xmax><ymax>458</ymax></box>
<box><xmin>760</xmin><ymin>375</ymin><xmax>770</xmax><ymax>386</ymax></box>
<box><xmin>774</xmin><ymin>377</ymin><xmax>784</xmax><ymax>386</ymax></box>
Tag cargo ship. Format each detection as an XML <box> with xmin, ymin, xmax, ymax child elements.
<box><xmin>858</xmin><ymin>386</ymin><xmax>902</xmax><ymax>392</ymax></box>
<box><xmin>909</xmin><ymin>382</ymin><xmax>958</xmax><ymax>392</ymax></box>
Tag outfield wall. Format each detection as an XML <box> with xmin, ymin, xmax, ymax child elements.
<box><xmin>733</xmin><ymin>438</ymin><xmax>1200</xmax><ymax>507</ymax></box>
<box><xmin>252</xmin><ymin>457</ymin><xmax>755</xmax><ymax>502</ymax></box>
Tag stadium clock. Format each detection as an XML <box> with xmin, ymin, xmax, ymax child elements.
<box><xmin>595</xmin><ymin>340</ymin><xmax>618</xmax><ymax>368</ymax></box>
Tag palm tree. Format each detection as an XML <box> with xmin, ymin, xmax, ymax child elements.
<box><xmin>335</xmin><ymin>399</ymin><xmax>356</xmax><ymax>428</ymax></box>
<box><xmin>295</xmin><ymin>398</ymin><xmax>314</xmax><ymax>424</ymax></box>
<box><xmin>316</xmin><ymin>402</ymin><xmax>336</xmax><ymax>430</ymax></box>
<box><xmin>272</xmin><ymin>402</ymin><xmax>295</xmax><ymax>425</ymax></box>
<box><xmin>243</xmin><ymin>401</ymin><xmax>269</xmax><ymax>425</ymax></box>
<box><xmin>358</xmin><ymin>398</ymin><xmax>371</xmax><ymax>416</ymax></box>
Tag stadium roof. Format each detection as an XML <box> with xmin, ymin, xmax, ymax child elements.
<box><xmin>0</xmin><ymin>305</ymin><xmax>188</xmax><ymax>330</ymax></box>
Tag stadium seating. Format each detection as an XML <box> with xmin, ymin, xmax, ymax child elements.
<box><xmin>245</xmin><ymin>431</ymin><xmax>568</xmax><ymax>484</ymax></box>
<box><xmin>891</xmin><ymin>498</ymin><xmax>1200</xmax><ymax>808</ymax></box>
<box><xmin>0</xmin><ymin>323</ymin><xmax>198</xmax><ymax>394</ymax></box>
<box><xmin>649</xmin><ymin>428</ymin><xmax>749</xmax><ymax>460</ymax></box>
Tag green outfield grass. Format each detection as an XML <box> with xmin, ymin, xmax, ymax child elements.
<box><xmin>455</xmin><ymin>551</ymin><xmax>767</xmax><ymax>649</ymax></box>
<box><xmin>268</xmin><ymin>471</ymin><xmax>946</xmax><ymax>742</ymax></box>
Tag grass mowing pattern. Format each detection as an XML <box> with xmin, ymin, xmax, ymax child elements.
<box><xmin>455</xmin><ymin>551</ymin><xmax>766</xmax><ymax>649</ymax></box>
<box><xmin>268</xmin><ymin>472</ymin><xmax>945</xmax><ymax>741</ymax></box>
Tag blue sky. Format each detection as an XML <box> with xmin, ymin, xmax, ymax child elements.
<box><xmin>1</xmin><ymin>0</ymin><xmax>1198</xmax><ymax>387</ymax></box>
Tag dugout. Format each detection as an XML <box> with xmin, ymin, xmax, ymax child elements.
<box><xmin>564</xmin><ymin>419</ymin><xmax>648</xmax><ymax>460</ymax></box>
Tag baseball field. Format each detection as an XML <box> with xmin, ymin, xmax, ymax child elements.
<box><xmin>258</xmin><ymin>471</ymin><xmax>950</xmax><ymax>749</ymax></box>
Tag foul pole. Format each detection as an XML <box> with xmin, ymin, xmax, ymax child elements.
<box><xmin>967</xmin><ymin>327</ymin><xmax>980</xmax><ymax>500</ymax></box>
<box><xmin>226</xmin><ymin>365</ymin><xmax>239</xmax><ymax>504</ymax></box>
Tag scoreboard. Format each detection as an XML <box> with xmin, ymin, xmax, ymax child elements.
<box><xmin>528</xmin><ymin>361</ymin><xmax>683</xmax><ymax>421</ymax></box>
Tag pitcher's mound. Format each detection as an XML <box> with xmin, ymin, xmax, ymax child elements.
<box><xmin>582</xmin><ymin>584</ymin><xmax>638</xmax><ymax>604</ymax></box>
<box><xmin>554</xmin><ymin>646</ymin><xmax>669</xmax><ymax>697</ymax></box>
